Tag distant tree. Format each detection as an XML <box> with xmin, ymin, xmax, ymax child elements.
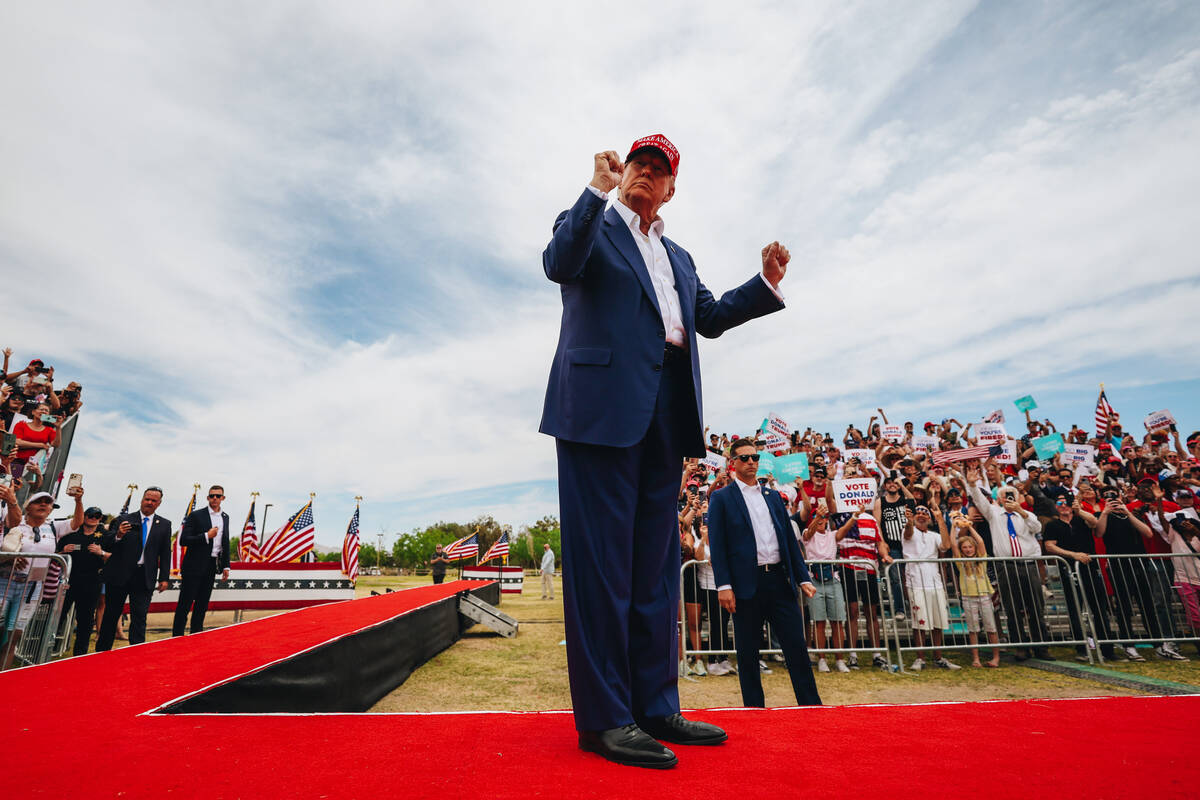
<box><xmin>513</xmin><ymin>515</ymin><xmax>560</xmax><ymax>568</ymax></box>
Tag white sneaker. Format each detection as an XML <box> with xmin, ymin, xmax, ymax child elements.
<box><xmin>892</xmin><ymin>612</ymin><xmax>906</xmax><ymax>622</ymax></box>
<box><xmin>910</xmin><ymin>657</ymin><xmax>925</xmax><ymax>671</ymax></box>
<box><xmin>1125</xmin><ymin>646</ymin><xmax>1146</xmax><ymax>662</ymax></box>
<box><xmin>817</xmin><ymin>657</ymin><xmax>830</xmax><ymax>673</ymax></box>
<box><xmin>848</xmin><ymin>653</ymin><xmax>859</xmax><ymax>669</ymax></box>
<box><xmin>1162</xmin><ymin>642</ymin><xmax>1189</xmax><ymax>661</ymax></box>
<box><xmin>707</xmin><ymin>661</ymin><xmax>730</xmax><ymax>676</ymax></box>
<box><xmin>872</xmin><ymin>653</ymin><xmax>888</xmax><ymax>670</ymax></box>
<box><xmin>771</xmin><ymin>653</ymin><xmax>785</xmax><ymax>663</ymax></box>
<box><xmin>759</xmin><ymin>660</ymin><xmax>773</xmax><ymax>674</ymax></box>
<box><xmin>835</xmin><ymin>659</ymin><xmax>851</xmax><ymax>673</ymax></box>
<box><xmin>934</xmin><ymin>657</ymin><xmax>962</xmax><ymax>670</ymax></box>
<box><xmin>1042</xmin><ymin>585</ymin><xmax>1053</xmax><ymax>601</ymax></box>
<box><xmin>690</xmin><ymin>659</ymin><xmax>708</xmax><ymax>676</ymax></box>
<box><xmin>720</xmin><ymin>658</ymin><xmax>737</xmax><ymax>675</ymax></box>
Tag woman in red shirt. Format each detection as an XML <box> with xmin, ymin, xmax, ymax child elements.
<box><xmin>11</xmin><ymin>402</ymin><xmax>59</xmax><ymax>477</ymax></box>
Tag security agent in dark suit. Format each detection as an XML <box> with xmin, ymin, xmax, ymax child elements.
<box><xmin>708</xmin><ymin>439</ymin><xmax>822</xmax><ymax>708</ymax></box>
<box><xmin>540</xmin><ymin>135</ymin><xmax>791</xmax><ymax>768</ymax></box>
<box><xmin>95</xmin><ymin>487</ymin><xmax>172</xmax><ymax>650</ymax></box>
<box><xmin>173</xmin><ymin>484</ymin><xmax>231</xmax><ymax>636</ymax></box>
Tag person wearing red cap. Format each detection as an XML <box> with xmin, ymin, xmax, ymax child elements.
<box><xmin>540</xmin><ymin>134</ymin><xmax>790</xmax><ymax>768</ymax></box>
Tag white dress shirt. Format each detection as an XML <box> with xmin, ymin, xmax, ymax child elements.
<box><xmin>209</xmin><ymin>508</ymin><xmax>223</xmax><ymax>557</ymax></box>
<box><xmin>584</xmin><ymin>185</ymin><xmax>784</xmax><ymax>350</ymax></box>
<box><xmin>716</xmin><ymin>477</ymin><xmax>783</xmax><ymax>592</ymax></box>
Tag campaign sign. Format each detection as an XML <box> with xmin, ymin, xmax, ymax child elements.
<box><xmin>775</xmin><ymin>452</ymin><xmax>810</xmax><ymax>483</ymax></box>
<box><xmin>767</xmin><ymin>412</ymin><xmax>790</xmax><ymax>437</ymax></box>
<box><xmin>911</xmin><ymin>435</ymin><xmax>939</xmax><ymax>454</ymax></box>
<box><xmin>755</xmin><ymin>451</ymin><xmax>776</xmax><ymax>479</ymax></box>
<box><xmin>1014</xmin><ymin>395</ymin><xmax>1038</xmax><ymax>412</ymax></box>
<box><xmin>844</xmin><ymin>448</ymin><xmax>876</xmax><ymax>469</ymax></box>
<box><xmin>880</xmin><ymin>424</ymin><xmax>904</xmax><ymax>442</ymax></box>
<box><xmin>1033</xmin><ymin>433</ymin><xmax>1066</xmax><ymax>460</ymax></box>
<box><xmin>834</xmin><ymin>478</ymin><xmax>877</xmax><ymax>513</ymax></box>
<box><xmin>1144</xmin><ymin>409</ymin><xmax>1175</xmax><ymax>433</ymax></box>
<box><xmin>700</xmin><ymin>452</ymin><xmax>726</xmax><ymax>473</ymax></box>
<box><xmin>995</xmin><ymin>440</ymin><xmax>1018</xmax><ymax>465</ymax></box>
<box><xmin>977</xmin><ymin>423</ymin><xmax>1007</xmax><ymax>444</ymax></box>
<box><xmin>763</xmin><ymin>429</ymin><xmax>789</xmax><ymax>451</ymax></box>
<box><xmin>1063</xmin><ymin>443</ymin><xmax>1096</xmax><ymax>466</ymax></box>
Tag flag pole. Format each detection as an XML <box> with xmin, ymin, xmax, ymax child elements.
<box><xmin>242</xmin><ymin>491</ymin><xmax>259</xmax><ymax>562</ymax></box>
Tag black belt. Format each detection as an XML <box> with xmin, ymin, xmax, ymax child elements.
<box><xmin>663</xmin><ymin>342</ymin><xmax>688</xmax><ymax>363</ymax></box>
<box><xmin>757</xmin><ymin>562</ymin><xmax>782</xmax><ymax>573</ymax></box>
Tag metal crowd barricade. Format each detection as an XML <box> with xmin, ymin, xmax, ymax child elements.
<box><xmin>883</xmin><ymin>555</ymin><xmax>1089</xmax><ymax>673</ymax></box>
<box><xmin>0</xmin><ymin>552</ymin><xmax>72</xmax><ymax>668</ymax></box>
<box><xmin>1078</xmin><ymin>552</ymin><xmax>1200</xmax><ymax>661</ymax></box>
<box><xmin>679</xmin><ymin>558</ymin><xmax>895</xmax><ymax>674</ymax></box>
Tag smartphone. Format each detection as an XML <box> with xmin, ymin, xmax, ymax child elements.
<box><xmin>0</xmin><ymin>473</ymin><xmax>10</xmax><ymax>488</ymax></box>
<box><xmin>0</xmin><ymin>432</ymin><xmax>14</xmax><ymax>457</ymax></box>
<box><xmin>41</xmin><ymin>415</ymin><xmax>58</xmax><ymax>424</ymax></box>
<box><xmin>68</xmin><ymin>473</ymin><xmax>83</xmax><ymax>491</ymax></box>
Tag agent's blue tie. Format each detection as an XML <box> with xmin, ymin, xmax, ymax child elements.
<box><xmin>142</xmin><ymin>517</ymin><xmax>150</xmax><ymax>549</ymax></box>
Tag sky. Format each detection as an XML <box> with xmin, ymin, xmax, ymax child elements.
<box><xmin>3</xmin><ymin>1</ymin><xmax>1198</xmax><ymax>550</ymax></box>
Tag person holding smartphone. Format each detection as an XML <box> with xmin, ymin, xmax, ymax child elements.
<box><xmin>10</xmin><ymin>402</ymin><xmax>59</xmax><ymax>479</ymax></box>
<box><xmin>56</xmin><ymin>506</ymin><xmax>109</xmax><ymax>655</ymax></box>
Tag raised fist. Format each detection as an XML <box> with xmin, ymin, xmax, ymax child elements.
<box><xmin>590</xmin><ymin>150</ymin><xmax>623</xmax><ymax>194</ymax></box>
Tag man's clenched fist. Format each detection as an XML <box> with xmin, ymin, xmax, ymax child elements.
<box><xmin>590</xmin><ymin>150</ymin><xmax>623</xmax><ymax>193</ymax></box>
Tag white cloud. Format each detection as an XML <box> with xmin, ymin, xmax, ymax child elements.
<box><xmin>3</xmin><ymin>3</ymin><xmax>1199</xmax><ymax>544</ymax></box>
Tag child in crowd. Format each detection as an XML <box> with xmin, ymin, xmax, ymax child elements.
<box><xmin>950</xmin><ymin>514</ymin><xmax>1001</xmax><ymax>667</ymax></box>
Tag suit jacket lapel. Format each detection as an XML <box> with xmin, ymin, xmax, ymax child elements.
<box><xmin>664</xmin><ymin>238</ymin><xmax>694</xmax><ymax>331</ymax></box>
<box><xmin>729</xmin><ymin>483</ymin><xmax>754</xmax><ymax>538</ymax></box>
<box><xmin>603</xmin><ymin>207</ymin><xmax>662</xmax><ymax>318</ymax></box>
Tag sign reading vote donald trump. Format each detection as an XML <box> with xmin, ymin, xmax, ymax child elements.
<box><xmin>833</xmin><ymin>478</ymin><xmax>877</xmax><ymax>513</ymax></box>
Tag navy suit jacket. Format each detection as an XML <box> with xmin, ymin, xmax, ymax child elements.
<box><xmin>180</xmin><ymin>507</ymin><xmax>231</xmax><ymax>574</ymax></box>
<box><xmin>707</xmin><ymin>481</ymin><xmax>813</xmax><ymax>600</ymax></box>
<box><xmin>539</xmin><ymin>188</ymin><xmax>784</xmax><ymax>455</ymax></box>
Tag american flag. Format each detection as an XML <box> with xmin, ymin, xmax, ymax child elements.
<box><xmin>930</xmin><ymin>442</ymin><xmax>1005</xmax><ymax>467</ymax></box>
<box><xmin>1095</xmin><ymin>389</ymin><xmax>1119</xmax><ymax>438</ymax></box>
<box><xmin>240</xmin><ymin>499</ymin><xmax>259</xmax><ymax>562</ymax></box>
<box><xmin>173</xmin><ymin>488</ymin><xmax>197</xmax><ymax>576</ymax></box>
<box><xmin>259</xmin><ymin>500</ymin><xmax>316</xmax><ymax>563</ymax></box>
<box><xmin>341</xmin><ymin>506</ymin><xmax>360</xmax><ymax>581</ymax></box>
<box><xmin>479</xmin><ymin>531</ymin><xmax>510</xmax><ymax>563</ymax></box>
<box><xmin>443</xmin><ymin>532</ymin><xmax>479</xmax><ymax>561</ymax></box>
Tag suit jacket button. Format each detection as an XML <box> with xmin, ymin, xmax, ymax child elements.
<box><xmin>653</xmin><ymin>363</ymin><xmax>662</xmax><ymax>372</ymax></box>
<box><xmin>657</xmin><ymin>329</ymin><xmax>665</xmax><ymax>338</ymax></box>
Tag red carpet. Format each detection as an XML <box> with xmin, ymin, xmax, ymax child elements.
<box><xmin>3</xmin><ymin>581</ymin><xmax>1197</xmax><ymax>798</ymax></box>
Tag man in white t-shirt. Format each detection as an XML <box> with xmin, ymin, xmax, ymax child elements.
<box><xmin>1</xmin><ymin>488</ymin><xmax>84</xmax><ymax>668</ymax></box>
<box><xmin>900</xmin><ymin>505</ymin><xmax>959</xmax><ymax>671</ymax></box>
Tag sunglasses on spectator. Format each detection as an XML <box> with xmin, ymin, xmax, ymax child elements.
<box><xmin>1055</xmin><ymin>499</ymin><xmax>1069</xmax><ymax>506</ymax></box>
<box><xmin>733</xmin><ymin>453</ymin><xmax>761</xmax><ymax>463</ymax></box>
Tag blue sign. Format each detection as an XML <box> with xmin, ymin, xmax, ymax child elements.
<box><xmin>1032</xmin><ymin>433</ymin><xmax>1065</xmax><ymax>460</ymax></box>
<box><xmin>774</xmin><ymin>453</ymin><xmax>810</xmax><ymax>482</ymax></box>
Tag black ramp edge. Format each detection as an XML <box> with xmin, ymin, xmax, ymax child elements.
<box><xmin>161</xmin><ymin>581</ymin><xmax>500</xmax><ymax>714</ymax></box>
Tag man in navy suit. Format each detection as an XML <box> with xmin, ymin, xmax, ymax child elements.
<box><xmin>708</xmin><ymin>439</ymin><xmax>821</xmax><ymax>708</ymax></box>
<box><xmin>173</xmin><ymin>484</ymin><xmax>231</xmax><ymax>636</ymax></box>
<box><xmin>540</xmin><ymin>135</ymin><xmax>790</xmax><ymax>768</ymax></box>
<box><xmin>96</xmin><ymin>487</ymin><xmax>172</xmax><ymax>650</ymax></box>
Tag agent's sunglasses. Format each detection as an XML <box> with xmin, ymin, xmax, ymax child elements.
<box><xmin>734</xmin><ymin>453</ymin><xmax>761</xmax><ymax>463</ymax></box>
<box><xmin>208</xmin><ymin>494</ymin><xmax>224</xmax><ymax>499</ymax></box>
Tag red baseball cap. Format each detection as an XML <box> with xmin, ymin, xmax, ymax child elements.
<box><xmin>627</xmin><ymin>134</ymin><xmax>679</xmax><ymax>175</ymax></box>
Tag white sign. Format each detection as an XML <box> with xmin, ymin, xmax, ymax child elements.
<box><xmin>767</xmin><ymin>412</ymin><xmax>790</xmax><ymax>438</ymax></box>
<box><xmin>1144</xmin><ymin>409</ymin><xmax>1175</xmax><ymax>433</ymax></box>
<box><xmin>977</xmin><ymin>423</ymin><xmax>1008</xmax><ymax>444</ymax></box>
<box><xmin>911</xmin><ymin>435</ymin><xmax>940</xmax><ymax>454</ymax></box>
<box><xmin>983</xmin><ymin>409</ymin><xmax>1006</xmax><ymax>424</ymax></box>
<box><xmin>833</xmin><ymin>478</ymin><xmax>878</xmax><ymax>513</ymax></box>
<box><xmin>880</xmin><ymin>424</ymin><xmax>904</xmax><ymax>442</ymax></box>
<box><xmin>763</xmin><ymin>429</ymin><xmax>789</xmax><ymax>450</ymax></box>
<box><xmin>994</xmin><ymin>440</ymin><xmax>1018</xmax><ymax>465</ymax></box>
<box><xmin>1063</xmin><ymin>444</ymin><xmax>1096</xmax><ymax>466</ymax></box>
<box><xmin>843</xmin><ymin>448</ymin><xmax>877</xmax><ymax>469</ymax></box>
<box><xmin>700</xmin><ymin>452</ymin><xmax>726</xmax><ymax>473</ymax></box>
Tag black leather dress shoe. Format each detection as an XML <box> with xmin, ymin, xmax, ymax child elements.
<box><xmin>637</xmin><ymin>713</ymin><xmax>728</xmax><ymax>746</ymax></box>
<box><xmin>578</xmin><ymin>724</ymin><xmax>678</xmax><ymax>769</ymax></box>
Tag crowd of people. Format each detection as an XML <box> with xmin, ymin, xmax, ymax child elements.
<box><xmin>678</xmin><ymin>406</ymin><xmax>1200</xmax><ymax>675</ymax></box>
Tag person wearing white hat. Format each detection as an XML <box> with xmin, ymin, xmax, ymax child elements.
<box><xmin>1</xmin><ymin>486</ymin><xmax>84</xmax><ymax>668</ymax></box>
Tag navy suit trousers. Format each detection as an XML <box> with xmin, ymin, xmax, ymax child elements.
<box><xmin>556</xmin><ymin>349</ymin><xmax>690</xmax><ymax>731</ymax></box>
<box><xmin>731</xmin><ymin>567</ymin><xmax>822</xmax><ymax>708</ymax></box>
